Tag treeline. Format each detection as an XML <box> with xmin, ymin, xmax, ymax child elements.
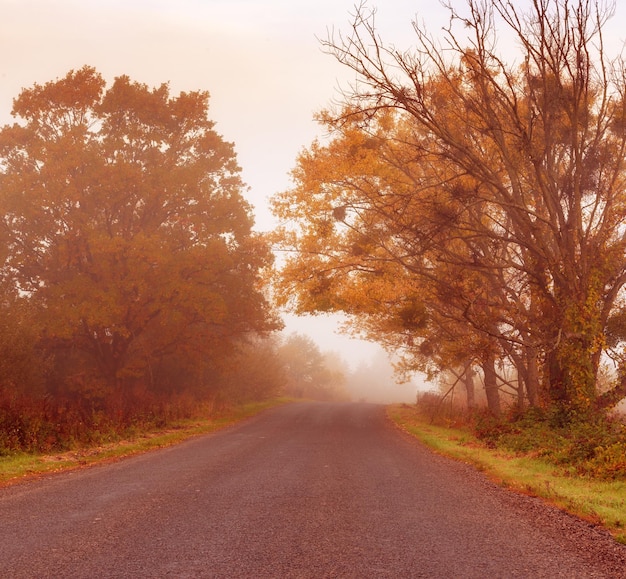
<box><xmin>271</xmin><ymin>0</ymin><xmax>626</xmax><ymax>427</ymax></box>
<box><xmin>0</xmin><ymin>67</ymin><xmax>286</xmax><ymax>453</ymax></box>
<box><xmin>0</xmin><ymin>329</ymin><xmax>348</xmax><ymax>453</ymax></box>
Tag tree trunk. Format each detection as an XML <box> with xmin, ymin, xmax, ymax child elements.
<box><xmin>516</xmin><ymin>374</ymin><xmax>526</xmax><ymax>413</ymax></box>
<box><xmin>482</xmin><ymin>354</ymin><xmax>501</xmax><ymax>417</ymax></box>
<box><xmin>462</xmin><ymin>364</ymin><xmax>476</xmax><ymax>411</ymax></box>
<box><xmin>525</xmin><ymin>345</ymin><xmax>540</xmax><ymax>407</ymax></box>
<box><xmin>547</xmin><ymin>330</ymin><xmax>602</xmax><ymax>420</ymax></box>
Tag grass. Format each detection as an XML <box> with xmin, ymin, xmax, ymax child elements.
<box><xmin>6</xmin><ymin>397</ymin><xmax>625</xmax><ymax>545</ymax></box>
<box><xmin>387</xmin><ymin>404</ymin><xmax>626</xmax><ymax>544</ymax></box>
<box><xmin>0</xmin><ymin>397</ymin><xmax>290</xmax><ymax>488</ymax></box>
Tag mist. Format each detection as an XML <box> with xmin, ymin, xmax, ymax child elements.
<box><xmin>343</xmin><ymin>350</ymin><xmax>426</xmax><ymax>405</ymax></box>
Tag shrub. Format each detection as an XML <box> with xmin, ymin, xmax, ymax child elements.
<box><xmin>471</xmin><ymin>410</ymin><xmax>514</xmax><ymax>448</ymax></box>
<box><xmin>415</xmin><ymin>390</ymin><xmax>469</xmax><ymax>426</ymax></box>
<box><xmin>470</xmin><ymin>406</ymin><xmax>626</xmax><ymax>479</ymax></box>
<box><xmin>580</xmin><ymin>442</ymin><xmax>626</xmax><ymax>480</ymax></box>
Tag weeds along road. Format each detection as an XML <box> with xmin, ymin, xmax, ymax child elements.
<box><xmin>1</xmin><ymin>402</ymin><xmax>625</xmax><ymax>578</ymax></box>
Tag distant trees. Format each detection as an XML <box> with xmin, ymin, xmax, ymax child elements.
<box><xmin>277</xmin><ymin>333</ymin><xmax>348</xmax><ymax>400</ymax></box>
<box><xmin>0</xmin><ymin>67</ymin><xmax>280</xmax><ymax>423</ymax></box>
<box><xmin>272</xmin><ymin>0</ymin><xmax>626</xmax><ymax>421</ymax></box>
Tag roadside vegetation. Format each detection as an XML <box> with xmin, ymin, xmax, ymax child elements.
<box><xmin>0</xmin><ymin>69</ymin><xmax>352</xmax><ymax>459</ymax></box>
<box><xmin>389</xmin><ymin>399</ymin><xmax>626</xmax><ymax>544</ymax></box>
<box><xmin>3</xmin><ymin>1</ymin><xmax>626</xmax><ymax>547</ymax></box>
<box><xmin>0</xmin><ymin>329</ymin><xmax>354</xmax><ymax>457</ymax></box>
<box><xmin>270</xmin><ymin>0</ymin><xmax>626</xmax><ymax>544</ymax></box>
<box><xmin>0</xmin><ymin>67</ymin><xmax>288</xmax><ymax>456</ymax></box>
<box><xmin>0</xmin><ymin>398</ymin><xmax>291</xmax><ymax>488</ymax></box>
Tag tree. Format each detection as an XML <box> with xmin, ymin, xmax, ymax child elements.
<box><xmin>273</xmin><ymin>0</ymin><xmax>626</xmax><ymax>420</ymax></box>
<box><xmin>277</xmin><ymin>333</ymin><xmax>348</xmax><ymax>400</ymax></box>
<box><xmin>209</xmin><ymin>335</ymin><xmax>287</xmax><ymax>404</ymax></box>
<box><xmin>0</xmin><ymin>292</ymin><xmax>47</xmax><ymax>396</ymax></box>
<box><xmin>0</xmin><ymin>67</ymin><xmax>280</xmax><ymax>401</ymax></box>
<box><xmin>271</xmin><ymin>108</ymin><xmax>508</xmax><ymax>415</ymax></box>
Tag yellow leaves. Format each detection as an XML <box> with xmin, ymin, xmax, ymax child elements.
<box><xmin>285</xmin><ymin>0</ymin><xmax>626</xmax><ymax>415</ymax></box>
<box><xmin>272</xmin><ymin>111</ymin><xmax>428</xmax><ymax>322</ymax></box>
<box><xmin>272</xmin><ymin>101</ymin><xmax>509</xmax><ymax>378</ymax></box>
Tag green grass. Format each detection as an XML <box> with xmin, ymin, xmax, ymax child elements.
<box><xmin>387</xmin><ymin>404</ymin><xmax>626</xmax><ymax>544</ymax></box>
<box><xmin>8</xmin><ymin>398</ymin><xmax>624</xmax><ymax>545</ymax></box>
<box><xmin>0</xmin><ymin>397</ymin><xmax>291</xmax><ymax>488</ymax></box>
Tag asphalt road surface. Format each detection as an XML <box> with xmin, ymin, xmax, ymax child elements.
<box><xmin>1</xmin><ymin>402</ymin><xmax>626</xmax><ymax>578</ymax></box>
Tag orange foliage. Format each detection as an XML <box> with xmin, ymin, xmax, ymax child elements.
<box><xmin>0</xmin><ymin>67</ymin><xmax>280</xmax><ymax>403</ymax></box>
<box><xmin>273</xmin><ymin>0</ymin><xmax>626</xmax><ymax>417</ymax></box>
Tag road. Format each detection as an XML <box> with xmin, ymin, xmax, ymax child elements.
<box><xmin>1</xmin><ymin>402</ymin><xmax>625</xmax><ymax>578</ymax></box>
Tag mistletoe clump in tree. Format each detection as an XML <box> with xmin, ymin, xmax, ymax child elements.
<box><xmin>272</xmin><ymin>0</ymin><xmax>626</xmax><ymax>421</ymax></box>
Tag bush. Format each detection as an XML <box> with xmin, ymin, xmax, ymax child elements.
<box><xmin>415</xmin><ymin>390</ymin><xmax>468</xmax><ymax>426</ymax></box>
<box><xmin>0</xmin><ymin>387</ymin><xmax>218</xmax><ymax>455</ymax></box>
<box><xmin>471</xmin><ymin>410</ymin><xmax>515</xmax><ymax>448</ymax></box>
<box><xmin>470</xmin><ymin>406</ymin><xmax>626</xmax><ymax>479</ymax></box>
<box><xmin>581</xmin><ymin>442</ymin><xmax>626</xmax><ymax>479</ymax></box>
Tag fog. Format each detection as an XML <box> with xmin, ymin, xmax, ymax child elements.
<box><xmin>343</xmin><ymin>350</ymin><xmax>426</xmax><ymax>405</ymax></box>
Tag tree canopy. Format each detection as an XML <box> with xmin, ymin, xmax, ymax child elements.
<box><xmin>271</xmin><ymin>0</ymin><xmax>626</xmax><ymax>419</ymax></box>
<box><xmin>0</xmin><ymin>66</ymin><xmax>280</xmax><ymax>401</ymax></box>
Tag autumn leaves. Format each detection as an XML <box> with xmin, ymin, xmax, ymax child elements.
<box><xmin>2</xmin><ymin>0</ymin><xmax>626</xmax><ymax>440</ymax></box>
<box><xmin>271</xmin><ymin>0</ymin><xmax>626</xmax><ymax>420</ymax></box>
<box><xmin>0</xmin><ymin>67</ymin><xmax>278</xmax><ymax>410</ymax></box>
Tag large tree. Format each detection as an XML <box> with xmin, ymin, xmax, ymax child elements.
<box><xmin>272</xmin><ymin>0</ymin><xmax>626</xmax><ymax>419</ymax></box>
<box><xmin>0</xmin><ymin>67</ymin><xmax>279</xmax><ymax>398</ymax></box>
<box><xmin>272</xmin><ymin>110</ymin><xmax>509</xmax><ymax>415</ymax></box>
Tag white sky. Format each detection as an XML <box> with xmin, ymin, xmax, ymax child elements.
<box><xmin>1</xmin><ymin>0</ymin><xmax>624</xmax><ymax>388</ymax></box>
